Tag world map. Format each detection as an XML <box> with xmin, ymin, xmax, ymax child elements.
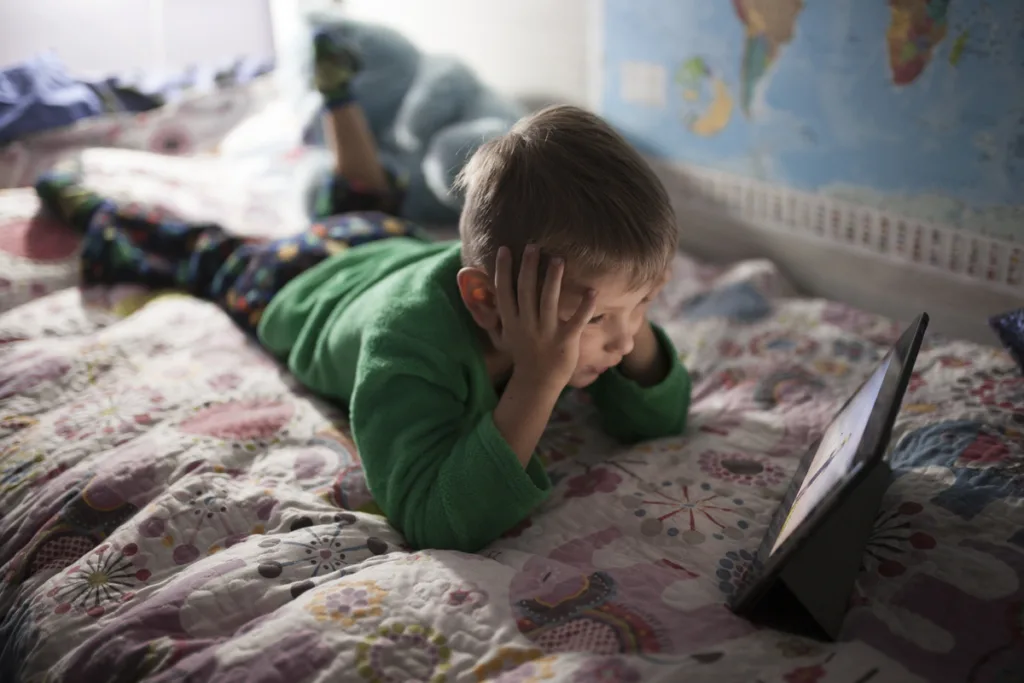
<box><xmin>599</xmin><ymin>0</ymin><xmax>1024</xmax><ymax>241</ymax></box>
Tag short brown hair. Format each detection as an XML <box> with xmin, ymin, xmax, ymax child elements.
<box><xmin>455</xmin><ymin>105</ymin><xmax>677</xmax><ymax>288</ymax></box>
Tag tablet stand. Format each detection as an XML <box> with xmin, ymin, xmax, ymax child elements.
<box><xmin>744</xmin><ymin>460</ymin><xmax>892</xmax><ymax>641</ymax></box>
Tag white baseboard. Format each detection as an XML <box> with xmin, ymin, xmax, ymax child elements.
<box><xmin>653</xmin><ymin>160</ymin><xmax>1021</xmax><ymax>346</ymax></box>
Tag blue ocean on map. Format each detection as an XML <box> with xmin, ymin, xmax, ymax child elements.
<box><xmin>599</xmin><ymin>0</ymin><xmax>1024</xmax><ymax>239</ymax></box>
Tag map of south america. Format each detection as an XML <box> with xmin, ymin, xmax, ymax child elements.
<box><xmin>733</xmin><ymin>0</ymin><xmax>804</xmax><ymax>116</ymax></box>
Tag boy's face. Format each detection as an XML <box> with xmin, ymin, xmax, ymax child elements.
<box><xmin>457</xmin><ymin>260</ymin><xmax>669</xmax><ymax>389</ymax></box>
<box><xmin>558</xmin><ymin>270</ymin><xmax>665</xmax><ymax>388</ymax></box>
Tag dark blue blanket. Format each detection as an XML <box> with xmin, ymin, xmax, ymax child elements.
<box><xmin>0</xmin><ymin>54</ymin><xmax>103</xmax><ymax>144</ymax></box>
<box><xmin>0</xmin><ymin>52</ymin><xmax>273</xmax><ymax>145</ymax></box>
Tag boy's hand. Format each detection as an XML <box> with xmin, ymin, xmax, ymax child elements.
<box><xmin>619</xmin><ymin>320</ymin><xmax>670</xmax><ymax>387</ymax></box>
<box><xmin>494</xmin><ymin>244</ymin><xmax>596</xmax><ymax>389</ymax></box>
<box><xmin>492</xmin><ymin>245</ymin><xmax>595</xmax><ymax>468</ymax></box>
<box><xmin>619</xmin><ymin>269</ymin><xmax>671</xmax><ymax>387</ymax></box>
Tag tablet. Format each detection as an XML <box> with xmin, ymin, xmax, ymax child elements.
<box><xmin>729</xmin><ymin>313</ymin><xmax>928</xmax><ymax>637</ymax></box>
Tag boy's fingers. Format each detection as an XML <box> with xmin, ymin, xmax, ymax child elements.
<box><xmin>518</xmin><ymin>245</ymin><xmax>539</xmax><ymax>326</ymax></box>
<box><xmin>540</xmin><ymin>257</ymin><xmax>564</xmax><ymax>330</ymax></box>
<box><xmin>568</xmin><ymin>288</ymin><xmax>597</xmax><ymax>332</ymax></box>
<box><xmin>494</xmin><ymin>246</ymin><xmax>517</xmax><ymax>319</ymax></box>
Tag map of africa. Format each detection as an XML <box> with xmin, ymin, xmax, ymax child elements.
<box><xmin>599</xmin><ymin>0</ymin><xmax>1024</xmax><ymax>241</ymax></box>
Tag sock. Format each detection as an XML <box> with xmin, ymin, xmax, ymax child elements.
<box><xmin>312</xmin><ymin>30</ymin><xmax>362</xmax><ymax>108</ymax></box>
<box><xmin>34</xmin><ymin>171</ymin><xmax>108</xmax><ymax>233</ymax></box>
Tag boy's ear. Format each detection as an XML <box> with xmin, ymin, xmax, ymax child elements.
<box><xmin>457</xmin><ymin>267</ymin><xmax>500</xmax><ymax>331</ymax></box>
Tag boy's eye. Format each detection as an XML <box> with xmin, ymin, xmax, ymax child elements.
<box><xmin>588</xmin><ymin>314</ymin><xmax>605</xmax><ymax>325</ymax></box>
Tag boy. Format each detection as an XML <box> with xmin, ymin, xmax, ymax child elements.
<box><xmin>35</xmin><ymin>34</ymin><xmax>692</xmax><ymax>553</ymax></box>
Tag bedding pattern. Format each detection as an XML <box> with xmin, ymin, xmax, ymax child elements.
<box><xmin>1</xmin><ymin>191</ymin><xmax>1023</xmax><ymax>682</ymax></box>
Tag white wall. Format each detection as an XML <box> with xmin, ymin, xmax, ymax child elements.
<box><xmin>0</xmin><ymin>0</ymin><xmax>275</xmax><ymax>76</ymax></box>
<box><xmin>339</xmin><ymin>0</ymin><xmax>593</xmax><ymax>106</ymax></box>
<box><xmin>0</xmin><ymin>0</ymin><xmax>590</xmax><ymax>104</ymax></box>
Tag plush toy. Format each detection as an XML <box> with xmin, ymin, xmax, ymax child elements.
<box><xmin>312</xmin><ymin>17</ymin><xmax>524</xmax><ymax>225</ymax></box>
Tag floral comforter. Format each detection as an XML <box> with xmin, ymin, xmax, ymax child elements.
<box><xmin>1</xmin><ymin>176</ymin><xmax>1023</xmax><ymax>683</ymax></box>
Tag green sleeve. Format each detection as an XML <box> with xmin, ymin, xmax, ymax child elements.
<box><xmin>586</xmin><ymin>324</ymin><xmax>692</xmax><ymax>443</ymax></box>
<box><xmin>349</xmin><ymin>332</ymin><xmax>551</xmax><ymax>553</ymax></box>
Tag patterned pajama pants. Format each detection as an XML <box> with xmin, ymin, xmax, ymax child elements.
<box><xmin>35</xmin><ymin>171</ymin><xmax>425</xmax><ymax>335</ymax></box>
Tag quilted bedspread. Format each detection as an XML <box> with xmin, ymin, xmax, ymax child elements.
<box><xmin>1</xmin><ymin>168</ymin><xmax>1023</xmax><ymax>683</ymax></box>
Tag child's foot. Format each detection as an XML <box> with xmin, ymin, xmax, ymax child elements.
<box><xmin>34</xmin><ymin>171</ymin><xmax>107</xmax><ymax>233</ymax></box>
<box><xmin>312</xmin><ymin>30</ymin><xmax>362</xmax><ymax>107</ymax></box>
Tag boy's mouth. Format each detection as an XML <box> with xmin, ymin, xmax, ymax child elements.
<box><xmin>586</xmin><ymin>357</ymin><xmax>623</xmax><ymax>375</ymax></box>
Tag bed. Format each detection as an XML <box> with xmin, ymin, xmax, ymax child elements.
<box><xmin>1</xmin><ymin>146</ymin><xmax>1022</xmax><ymax>683</ymax></box>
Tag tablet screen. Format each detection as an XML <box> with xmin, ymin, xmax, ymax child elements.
<box><xmin>770</xmin><ymin>354</ymin><xmax>893</xmax><ymax>555</ymax></box>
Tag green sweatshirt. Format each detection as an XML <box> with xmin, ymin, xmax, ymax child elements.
<box><xmin>258</xmin><ymin>238</ymin><xmax>691</xmax><ymax>552</ymax></box>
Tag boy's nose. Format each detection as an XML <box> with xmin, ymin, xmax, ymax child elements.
<box><xmin>606</xmin><ymin>330</ymin><xmax>634</xmax><ymax>357</ymax></box>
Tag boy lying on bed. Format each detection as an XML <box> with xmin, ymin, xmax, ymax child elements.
<box><xmin>35</xmin><ymin>33</ymin><xmax>692</xmax><ymax>553</ymax></box>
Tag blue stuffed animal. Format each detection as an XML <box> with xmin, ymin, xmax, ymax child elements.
<box><xmin>313</xmin><ymin>18</ymin><xmax>524</xmax><ymax>225</ymax></box>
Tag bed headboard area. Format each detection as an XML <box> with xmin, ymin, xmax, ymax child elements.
<box><xmin>593</xmin><ymin>0</ymin><xmax>1023</xmax><ymax>345</ymax></box>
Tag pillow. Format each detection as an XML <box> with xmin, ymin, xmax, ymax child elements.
<box><xmin>59</xmin><ymin>146</ymin><xmax>333</xmax><ymax>239</ymax></box>
<box><xmin>990</xmin><ymin>308</ymin><xmax>1024</xmax><ymax>373</ymax></box>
